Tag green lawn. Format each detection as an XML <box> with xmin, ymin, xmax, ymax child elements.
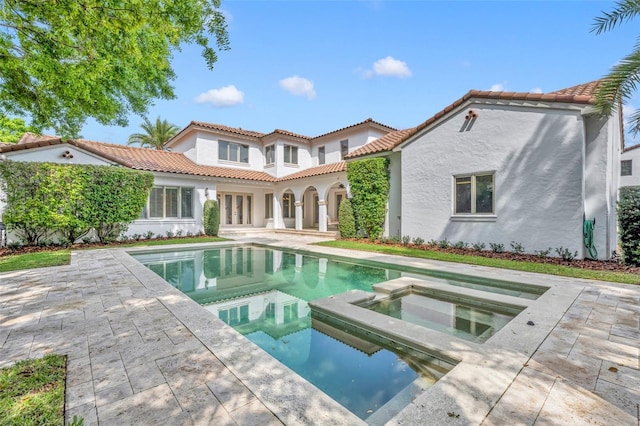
<box><xmin>315</xmin><ymin>240</ymin><xmax>640</xmax><ymax>285</ymax></box>
<box><xmin>0</xmin><ymin>236</ymin><xmax>229</xmax><ymax>273</ymax></box>
<box><xmin>0</xmin><ymin>251</ymin><xmax>71</xmax><ymax>273</ymax></box>
<box><xmin>0</xmin><ymin>354</ymin><xmax>69</xmax><ymax>425</ymax></box>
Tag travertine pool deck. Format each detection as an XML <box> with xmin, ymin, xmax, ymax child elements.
<box><xmin>0</xmin><ymin>235</ymin><xmax>638</xmax><ymax>425</ymax></box>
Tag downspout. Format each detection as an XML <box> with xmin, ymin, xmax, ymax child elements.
<box><xmin>580</xmin><ymin>113</ymin><xmax>587</xmax><ymax>260</ymax></box>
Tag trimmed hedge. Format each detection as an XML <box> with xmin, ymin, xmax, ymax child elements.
<box><xmin>0</xmin><ymin>161</ymin><xmax>153</xmax><ymax>244</ymax></box>
<box><xmin>618</xmin><ymin>186</ymin><xmax>640</xmax><ymax>266</ymax></box>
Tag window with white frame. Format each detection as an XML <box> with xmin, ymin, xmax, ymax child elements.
<box><xmin>265</xmin><ymin>193</ymin><xmax>273</xmax><ymax>219</ymax></box>
<box><xmin>265</xmin><ymin>145</ymin><xmax>275</xmax><ymax>165</ymax></box>
<box><xmin>318</xmin><ymin>146</ymin><xmax>325</xmax><ymax>165</ymax></box>
<box><xmin>219</xmin><ymin>140</ymin><xmax>249</xmax><ymax>163</ymax></box>
<box><xmin>284</xmin><ymin>144</ymin><xmax>298</xmax><ymax>164</ymax></box>
<box><xmin>146</xmin><ymin>186</ymin><xmax>194</xmax><ymax>219</ymax></box>
<box><xmin>454</xmin><ymin>173</ymin><xmax>494</xmax><ymax>215</ymax></box>
<box><xmin>621</xmin><ymin>159</ymin><xmax>632</xmax><ymax>176</ymax></box>
<box><xmin>340</xmin><ymin>139</ymin><xmax>349</xmax><ymax>160</ymax></box>
<box><xmin>282</xmin><ymin>192</ymin><xmax>295</xmax><ymax>218</ymax></box>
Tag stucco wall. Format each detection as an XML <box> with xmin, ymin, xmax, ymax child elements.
<box><xmin>1</xmin><ymin>144</ymin><xmax>112</xmax><ymax>166</ymax></box>
<box><xmin>127</xmin><ymin>174</ymin><xmax>210</xmax><ymax>237</ymax></box>
<box><xmin>386</xmin><ymin>152</ymin><xmax>402</xmax><ymax>237</ymax></box>
<box><xmin>400</xmin><ymin>103</ymin><xmax>587</xmax><ymax>257</ymax></box>
<box><xmin>583</xmin><ymin>114</ymin><xmax>620</xmax><ymax>259</ymax></box>
<box><xmin>313</xmin><ymin>127</ymin><xmax>389</xmax><ymax>166</ymax></box>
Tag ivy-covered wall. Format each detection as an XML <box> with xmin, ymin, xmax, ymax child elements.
<box><xmin>346</xmin><ymin>158</ymin><xmax>390</xmax><ymax>240</ymax></box>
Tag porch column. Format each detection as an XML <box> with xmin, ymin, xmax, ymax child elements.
<box><xmin>318</xmin><ymin>200</ymin><xmax>328</xmax><ymax>232</ymax></box>
<box><xmin>295</xmin><ymin>201</ymin><xmax>303</xmax><ymax>230</ymax></box>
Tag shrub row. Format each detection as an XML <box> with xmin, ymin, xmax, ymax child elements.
<box><xmin>0</xmin><ymin>161</ymin><xmax>153</xmax><ymax>245</ymax></box>
<box><xmin>619</xmin><ymin>186</ymin><xmax>640</xmax><ymax>266</ymax></box>
<box><xmin>380</xmin><ymin>236</ymin><xmax>580</xmax><ymax>261</ymax></box>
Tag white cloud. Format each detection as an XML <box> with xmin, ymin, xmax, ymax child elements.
<box><xmin>279</xmin><ymin>75</ymin><xmax>316</xmax><ymax>99</ymax></box>
<box><xmin>489</xmin><ymin>83</ymin><xmax>504</xmax><ymax>92</ymax></box>
<box><xmin>195</xmin><ymin>85</ymin><xmax>244</xmax><ymax>107</ymax></box>
<box><xmin>530</xmin><ymin>87</ymin><xmax>543</xmax><ymax>94</ymax></box>
<box><xmin>372</xmin><ymin>56</ymin><xmax>412</xmax><ymax>78</ymax></box>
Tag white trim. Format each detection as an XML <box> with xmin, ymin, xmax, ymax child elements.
<box><xmin>450</xmin><ymin>215</ymin><xmax>497</xmax><ymax>222</ymax></box>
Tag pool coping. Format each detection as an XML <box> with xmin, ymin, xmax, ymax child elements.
<box><xmin>120</xmin><ymin>238</ymin><xmax>639</xmax><ymax>425</ymax></box>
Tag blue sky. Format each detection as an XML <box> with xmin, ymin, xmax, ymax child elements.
<box><xmin>80</xmin><ymin>0</ymin><xmax>640</xmax><ymax>146</ymax></box>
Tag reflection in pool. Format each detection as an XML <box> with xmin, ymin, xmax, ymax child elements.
<box><xmin>132</xmin><ymin>244</ymin><xmax>543</xmax><ymax>421</ymax></box>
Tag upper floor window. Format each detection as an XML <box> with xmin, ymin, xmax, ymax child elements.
<box><xmin>340</xmin><ymin>139</ymin><xmax>349</xmax><ymax>160</ymax></box>
<box><xmin>621</xmin><ymin>159</ymin><xmax>632</xmax><ymax>176</ymax></box>
<box><xmin>284</xmin><ymin>144</ymin><xmax>298</xmax><ymax>165</ymax></box>
<box><xmin>454</xmin><ymin>173</ymin><xmax>494</xmax><ymax>215</ymax></box>
<box><xmin>318</xmin><ymin>146</ymin><xmax>326</xmax><ymax>165</ymax></box>
<box><xmin>219</xmin><ymin>140</ymin><xmax>249</xmax><ymax>163</ymax></box>
<box><xmin>265</xmin><ymin>145</ymin><xmax>275</xmax><ymax>165</ymax></box>
<box><xmin>145</xmin><ymin>186</ymin><xmax>194</xmax><ymax>219</ymax></box>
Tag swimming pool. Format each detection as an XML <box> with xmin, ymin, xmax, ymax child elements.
<box><xmin>132</xmin><ymin>244</ymin><xmax>544</xmax><ymax>421</ymax></box>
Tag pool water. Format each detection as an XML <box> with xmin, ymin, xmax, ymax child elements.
<box><xmin>361</xmin><ymin>291</ymin><xmax>521</xmax><ymax>343</ymax></box>
<box><xmin>132</xmin><ymin>244</ymin><xmax>540</xmax><ymax>421</ymax></box>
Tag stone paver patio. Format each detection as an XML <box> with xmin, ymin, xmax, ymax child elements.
<box><xmin>0</xmin><ymin>235</ymin><xmax>638</xmax><ymax>425</ymax></box>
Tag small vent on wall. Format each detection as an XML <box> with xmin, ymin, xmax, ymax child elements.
<box><xmin>61</xmin><ymin>150</ymin><xmax>74</xmax><ymax>159</ymax></box>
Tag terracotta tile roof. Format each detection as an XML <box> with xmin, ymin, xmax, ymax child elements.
<box><xmin>347</xmin><ymin>80</ymin><xmax>603</xmax><ymax>160</ymax></box>
<box><xmin>548</xmin><ymin>80</ymin><xmax>603</xmax><ymax>97</ymax></box>
<box><xmin>0</xmin><ymin>137</ymin><xmax>278</xmax><ymax>182</ymax></box>
<box><xmin>188</xmin><ymin>121</ymin><xmax>266</xmax><ymax>138</ymax></box>
<box><xmin>278</xmin><ymin>161</ymin><xmax>346</xmax><ymax>181</ymax></box>
<box><xmin>1</xmin><ymin>136</ymin><xmax>350</xmax><ymax>182</ymax></box>
<box><xmin>0</xmin><ymin>137</ymin><xmax>66</xmax><ymax>152</ymax></box>
<box><xmin>71</xmin><ymin>140</ymin><xmax>277</xmax><ymax>182</ymax></box>
<box><xmin>17</xmin><ymin>132</ymin><xmax>58</xmax><ymax>144</ymax></box>
<box><xmin>345</xmin><ymin>128</ymin><xmax>418</xmax><ymax>159</ymax></box>
<box><xmin>312</xmin><ymin>117</ymin><xmax>396</xmax><ymax>141</ymax></box>
<box><xmin>168</xmin><ymin>118</ymin><xmax>396</xmax><ymax>147</ymax></box>
<box><xmin>263</xmin><ymin>129</ymin><xmax>311</xmax><ymax>140</ymax></box>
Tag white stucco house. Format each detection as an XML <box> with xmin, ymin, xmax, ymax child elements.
<box><xmin>346</xmin><ymin>80</ymin><xmax>622</xmax><ymax>260</ymax></box>
<box><xmin>0</xmin><ymin>118</ymin><xmax>393</xmax><ymax>239</ymax></box>
<box><xmin>0</xmin><ymin>80</ymin><xmax>623</xmax><ymax>259</ymax></box>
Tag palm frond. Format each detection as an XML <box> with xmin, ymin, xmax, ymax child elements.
<box><xmin>627</xmin><ymin>105</ymin><xmax>640</xmax><ymax>134</ymax></box>
<box><xmin>594</xmin><ymin>48</ymin><xmax>640</xmax><ymax>118</ymax></box>
<box><xmin>592</xmin><ymin>0</ymin><xmax>640</xmax><ymax>34</ymax></box>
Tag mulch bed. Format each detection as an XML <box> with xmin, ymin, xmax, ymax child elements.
<box><xmin>0</xmin><ymin>236</ymin><xmax>209</xmax><ymax>258</ymax></box>
<box><xmin>366</xmin><ymin>240</ymin><xmax>640</xmax><ymax>275</ymax></box>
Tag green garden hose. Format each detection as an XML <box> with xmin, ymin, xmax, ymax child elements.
<box><xmin>583</xmin><ymin>219</ymin><xmax>598</xmax><ymax>259</ymax></box>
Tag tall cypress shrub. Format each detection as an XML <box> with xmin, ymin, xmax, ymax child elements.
<box><xmin>203</xmin><ymin>199</ymin><xmax>220</xmax><ymax>236</ymax></box>
<box><xmin>346</xmin><ymin>158</ymin><xmax>390</xmax><ymax>240</ymax></box>
<box><xmin>618</xmin><ymin>186</ymin><xmax>640</xmax><ymax>265</ymax></box>
<box><xmin>338</xmin><ymin>198</ymin><xmax>356</xmax><ymax>238</ymax></box>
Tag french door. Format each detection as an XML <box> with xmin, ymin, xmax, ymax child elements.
<box><xmin>220</xmin><ymin>193</ymin><xmax>252</xmax><ymax>226</ymax></box>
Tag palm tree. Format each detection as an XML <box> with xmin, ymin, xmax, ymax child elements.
<box><xmin>592</xmin><ymin>1</ymin><xmax>640</xmax><ymax>133</ymax></box>
<box><xmin>127</xmin><ymin>116</ymin><xmax>179</xmax><ymax>150</ymax></box>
